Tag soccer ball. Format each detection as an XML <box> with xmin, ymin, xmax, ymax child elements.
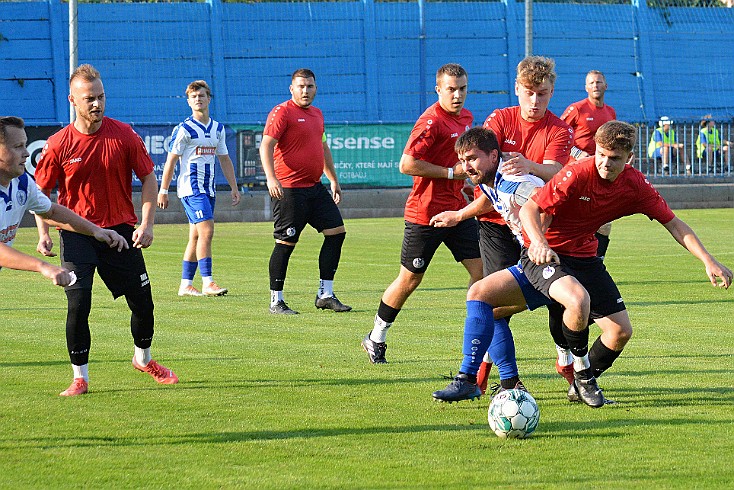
<box><xmin>488</xmin><ymin>389</ymin><xmax>540</xmax><ymax>439</ymax></box>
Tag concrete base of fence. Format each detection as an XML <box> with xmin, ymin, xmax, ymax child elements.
<box><xmin>20</xmin><ymin>181</ymin><xmax>734</xmax><ymax>228</ymax></box>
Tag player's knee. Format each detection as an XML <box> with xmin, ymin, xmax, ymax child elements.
<box><xmin>125</xmin><ymin>290</ymin><xmax>155</xmax><ymax>320</ymax></box>
<box><xmin>66</xmin><ymin>288</ymin><xmax>92</xmax><ymax>323</ymax></box>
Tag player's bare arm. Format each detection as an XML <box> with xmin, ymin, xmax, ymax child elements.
<box><xmin>0</xmin><ymin>242</ymin><xmax>74</xmax><ymax>286</ymax></box>
<box><xmin>132</xmin><ymin>171</ymin><xmax>156</xmax><ymax>249</ymax></box>
<box><xmin>519</xmin><ymin>198</ymin><xmax>559</xmax><ymax>265</ymax></box>
<box><xmin>218</xmin><ymin>154</ymin><xmax>241</xmax><ymax>207</ymax></box>
<box><xmin>34</xmin><ymin>208</ymin><xmax>55</xmax><ymax>257</ymax></box>
<box><xmin>662</xmin><ymin>216</ymin><xmax>732</xmax><ymax>289</ymax></box>
<box><xmin>501</xmin><ymin>152</ymin><xmax>562</xmax><ymax>181</ymax></box>
<box><xmin>430</xmin><ymin>192</ymin><xmax>493</xmax><ymax>228</ymax></box>
<box><xmin>39</xmin><ymin>203</ymin><xmax>129</xmax><ymax>252</ymax></box>
<box><xmin>322</xmin><ymin>141</ymin><xmax>342</xmax><ymax>205</ymax></box>
<box><xmin>157</xmin><ymin>151</ymin><xmax>180</xmax><ymax>209</ymax></box>
<box><xmin>399</xmin><ymin>154</ymin><xmax>466</xmax><ymax>180</ymax></box>
<box><xmin>259</xmin><ymin>134</ymin><xmax>283</xmax><ymax>200</ymax></box>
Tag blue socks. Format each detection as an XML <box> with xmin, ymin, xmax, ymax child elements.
<box><xmin>459</xmin><ymin>300</ymin><xmax>495</xmax><ymax>375</ymax></box>
<box><xmin>198</xmin><ymin>257</ymin><xmax>213</xmax><ymax>278</ymax></box>
<box><xmin>488</xmin><ymin>318</ymin><xmax>519</xmax><ymax>380</ymax></box>
<box><xmin>182</xmin><ymin>260</ymin><xmax>198</xmax><ymax>281</ymax></box>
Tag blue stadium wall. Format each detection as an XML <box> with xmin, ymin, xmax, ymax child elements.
<box><xmin>2</xmin><ymin>0</ymin><xmax>734</xmax><ymax>127</ymax></box>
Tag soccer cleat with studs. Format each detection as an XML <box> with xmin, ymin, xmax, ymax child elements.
<box><xmin>132</xmin><ymin>357</ymin><xmax>179</xmax><ymax>384</ymax></box>
<box><xmin>432</xmin><ymin>373</ymin><xmax>481</xmax><ymax>403</ymax></box>
<box><xmin>361</xmin><ymin>333</ymin><xmax>387</xmax><ymax>364</ymax></box>
<box><xmin>202</xmin><ymin>282</ymin><xmax>228</xmax><ymax>296</ymax></box>
<box><xmin>270</xmin><ymin>300</ymin><xmax>299</xmax><ymax>315</ymax></box>
<box><xmin>178</xmin><ymin>285</ymin><xmax>204</xmax><ymax>297</ymax></box>
<box><xmin>315</xmin><ymin>294</ymin><xmax>352</xmax><ymax>312</ymax></box>
<box><xmin>489</xmin><ymin>380</ymin><xmax>528</xmax><ymax>398</ymax></box>
<box><xmin>59</xmin><ymin>377</ymin><xmax>88</xmax><ymax>397</ymax></box>
<box><xmin>570</xmin><ymin>375</ymin><xmax>606</xmax><ymax>408</ymax></box>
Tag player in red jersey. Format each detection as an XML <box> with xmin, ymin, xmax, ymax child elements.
<box><xmin>361</xmin><ymin>63</ymin><xmax>483</xmax><ymax>364</ymax></box>
<box><xmin>431</xmin><ymin>56</ymin><xmax>572</xmax><ymax>392</ymax></box>
<box><xmin>561</xmin><ymin>70</ymin><xmax>617</xmax><ymax>260</ymax></box>
<box><xmin>432</xmin><ymin>120</ymin><xmax>732</xmax><ymax>408</ymax></box>
<box><xmin>260</xmin><ymin>68</ymin><xmax>350</xmax><ymax>315</ymax></box>
<box><xmin>35</xmin><ymin>64</ymin><xmax>178</xmax><ymax>396</ymax></box>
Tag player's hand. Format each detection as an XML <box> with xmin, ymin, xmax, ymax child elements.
<box><xmin>231</xmin><ymin>189</ymin><xmax>241</xmax><ymax>207</ymax></box>
<box><xmin>452</xmin><ymin>162</ymin><xmax>468</xmax><ymax>180</ymax></box>
<box><xmin>501</xmin><ymin>152</ymin><xmax>533</xmax><ymax>176</ymax></box>
<box><xmin>267</xmin><ymin>178</ymin><xmax>284</xmax><ymax>200</ymax></box>
<box><xmin>430</xmin><ymin>211</ymin><xmax>461</xmax><ymax>228</ymax></box>
<box><xmin>157</xmin><ymin>194</ymin><xmax>169</xmax><ymax>209</ymax></box>
<box><xmin>132</xmin><ymin>224</ymin><xmax>154</xmax><ymax>249</ymax></box>
<box><xmin>527</xmin><ymin>241</ymin><xmax>560</xmax><ymax>266</ymax></box>
<box><xmin>331</xmin><ymin>182</ymin><xmax>342</xmax><ymax>205</ymax></box>
<box><xmin>93</xmin><ymin>228</ymin><xmax>129</xmax><ymax>252</ymax></box>
<box><xmin>706</xmin><ymin>260</ymin><xmax>732</xmax><ymax>289</ymax></box>
<box><xmin>39</xmin><ymin>262</ymin><xmax>74</xmax><ymax>287</ymax></box>
<box><xmin>37</xmin><ymin>235</ymin><xmax>56</xmax><ymax>257</ymax></box>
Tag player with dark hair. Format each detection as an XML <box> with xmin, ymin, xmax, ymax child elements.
<box><xmin>433</xmin><ymin>120</ymin><xmax>732</xmax><ymax>408</ymax></box>
<box><xmin>35</xmin><ymin>64</ymin><xmax>178</xmax><ymax>396</ymax></box>
<box><xmin>158</xmin><ymin>80</ymin><xmax>240</xmax><ymax>297</ymax></box>
<box><xmin>431</xmin><ymin>56</ymin><xmax>572</xmax><ymax>392</ymax></box>
<box><xmin>361</xmin><ymin>63</ymin><xmax>482</xmax><ymax>364</ymax></box>
<box><xmin>0</xmin><ymin>116</ymin><xmax>126</xmax><ymax>286</ymax></box>
<box><xmin>260</xmin><ymin>68</ymin><xmax>351</xmax><ymax>315</ymax></box>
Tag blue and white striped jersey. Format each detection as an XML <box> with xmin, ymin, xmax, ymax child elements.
<box><xmin>0</xmin><ymin>172</ymin><xmax>52</xmax><ymax>247</ymax></box>
<box><xmin>478</xmin><ymin>161</ymin><xmax>545</xmax><ymax>244</ymax></box>
<box><xmin>168</xmin><ymin>116</ymin><xmax>228</xmax><ymax>198</ymax></box>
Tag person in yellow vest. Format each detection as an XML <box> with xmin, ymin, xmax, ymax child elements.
<box><xmin>648</xmin><ymin>116</ymin><xmax>689</xmax><ymax>174</ymax></box>
<box><xmin>696</xmin><ymin>116</ymin><xmax>730</xmax><ymax>172</ymax></box>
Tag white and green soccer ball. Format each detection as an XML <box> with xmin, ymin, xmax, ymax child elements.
<box><xmin>488</xmin><ymin>389</ymin><xmax>540</xmax><ymax>439</ymax></box>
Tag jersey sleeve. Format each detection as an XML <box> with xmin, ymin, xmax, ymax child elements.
<box><xmin>216</xmin><ymin>124</ymin><xmax>229</xmax><ymax>156</ymax></box>
<box><xmin>483</xmin><ymin>110</ymin><xmax>505</xmax><ymax>141</ymax></box>
<box><xmin>531</xmin><ymin>166</ymin><xmax>579</xmax><ymax>216</ymax></box>
<box><xmin>403</xmin><ymin>117</ymin><xmax>438</xmax><ymax>160</ymax></box>
<box><xmin>263</xmin><ymin>105</ymin><xmax>287</xmax><ymax>141</ymax></box>
<box><xmin>560</xmin><ymin>104</ymin><xmax>578</xmax><ymax>126</ymax></box>
<box><xmin>34</xmin><ymin>138</ymin><xmax>62</xmax><ymax>191</ymax></box>
<box><xmin>545</xmin><ymin>123</ymin><xmax>573</xmax><ymax>165</ymax></box>
<box><xmin>636</xmin><ymin>177</ymin><xmax>676</xmax><ymax>224</ymax></box>
<box><xmin>27</xmin><ymin>179</ymin><xmax>53</xmax><ymax>215</ymax></box>
<box><xmin>168</xmin><ymin>123</ymin><xmax>190</xmax><ymax>156</ymax></box>
<box><xmin>128</xmin><ymin>127</ymin><xmax>155</xmax><ymax>179</ymax></box>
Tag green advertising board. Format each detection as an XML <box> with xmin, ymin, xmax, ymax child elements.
<box><xmin>231</xmin><ymin>123</ymin><xmax>414</xmax><ymax>188</ymax></box>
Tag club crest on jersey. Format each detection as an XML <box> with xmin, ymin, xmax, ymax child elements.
<box><xmin>542</xmin><ymin>265</ymin><xmax>555</xmax><ymax>279</ymax></box>
<box><xmin>16</xmin><ymin>189</ymin><xmax>27</xmax><ymax>206</ymax></box>
<box><xmin>413</xmin><ymin>257</ymin><xmax>425</xmax><ymax>269</ymax></box>
<box><xmin>286</xmin><ymin>227</ymin><xmax>297</xmax><ymax>237</ymax></box>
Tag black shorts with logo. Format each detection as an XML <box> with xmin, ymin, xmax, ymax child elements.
<box><xmin>60</xmin><ymin>224</ymin><xmax>151</xmax><ymax>298</ymax></box>
<box><xmin>479</xmin><ymin>220</ymin><xmax>521</xmax><ymax>277</ymax></box>
<box><xmin>272</xmin><ymin>184</ymin><xmax>344</xmax><ymax>243</ymax></box>
<box><xmin>519</xmin><ymin>248</ymin><xmax>626</xmax><ymax>320</ymax></box>
<box><xmin>400</xmin><ymin>219</ymin><xmax>480</xmax><ymax>274</ymax></box>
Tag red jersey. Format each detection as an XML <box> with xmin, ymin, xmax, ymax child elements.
<box><xmin>526</xmin><ymin>157</ymin><xmax>675</xmax><ymax>257</ymax></box>
<box><xmin>477</xmin><ymin>106</ymin><xmax>573</xmax><ymax>224</ymax></box>
<box><xmin>263</xmin><ymin>99</ymin><xmax>325</xmax><ymax>188</ymax></box>
<box><xmin>561</xmin><ymin>99</ymin><xmax>616</xmax><ymax>156</ymax></box>
<box><xmin>403</xmin><ymin>102</ymin><xmax>473</xmax><ymax>225</ymax></box>
<box><xmin>35</xmin><ymin>117</ymin><xmax>154</xmax><ymax>228</ymax></box>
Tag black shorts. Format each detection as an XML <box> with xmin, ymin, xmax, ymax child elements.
<box><xmin>272</xmin><ymin>184</ymin><xmax>344</xmax><ymax>243</ymax></box>
<box><xmin>400</xmin><ymin>219</ymin><xmax>480</xmax><ymax>274</ymax></box>
<box><xmin>479</xmin><ymin>220</ymin><xmax>521</xmax><ymax>276</ymax></box>
<box><xmin>60</xmin><ymin>224</ymin><xmax>151</xmax><ymax>299</ymax></box>
<box><xmin>519</xmin><ymin>248</ymin><xmax>626</xmax><ymax>320</ymax></box>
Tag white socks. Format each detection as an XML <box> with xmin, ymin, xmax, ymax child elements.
<box><xmin>135</xmin><ymin>346</ymin><xmax>152</xmax><ymax>366</ymax></box>
<box><xmin>572</xmin><ymin>354</ymin><xmax>591</xmax><ymax>373</ymax></box>
<box><xmin>318</xmin><ymin>279</ymin><xmax>334</xmax><ymax>299</ymax></box>
<box><xmin>370</xmin><ymin>315</ymin><xmax>392</xmax><ymax>343</ymax></box>
<box><xmin>556</xmin><ymin>344</ymin><xmax>573</xmax><ymax>366</ymax></box>
<box><xmin>72</xmin><ymin>364</ymin><xmax>89</xmax><ymax>381</ymax></box>
<box><xmin>270</xmin><ymin>290</ymin><xmax>284</xmax><ymax>306</ymax></box>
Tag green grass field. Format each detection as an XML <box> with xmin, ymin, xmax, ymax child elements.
<box><xmin>1</xmin><ymin>210</ymin><xmax>733</xmax><ymax>489</ymax></box>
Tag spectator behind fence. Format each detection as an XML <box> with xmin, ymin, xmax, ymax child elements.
<box><xmin>648</xmin><ymin>116</ymin><xmax>689</xmax><ymax>174</ymax></box>
<box><xmin>696</xmin><ymin>116</ymin><xmax>730</xmax><ymax>172</ymax></box>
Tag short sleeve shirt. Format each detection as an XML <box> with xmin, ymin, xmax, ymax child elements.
<box><xmin>478</xmin><ymin>106</ymin><xmax>573</xmax><ymax>224</ymax></box>
<box><xmin>263</xmin><ymin>100</ymin><xmax>325</xmax><ymax>188</ymax></box>
<box><xmin>169</xmin><ymin>116</ymin><xmax>228</xmax><ymax>198</ymax></box>
<box><xmin>561</xmin><ymin>99</ymin><xmax>616</xmax><ymax>156</ymax></box>
<box><xmin>403</xmin><ymin>102</ymin><xmax>473</xmax><ymax>225</ymax></box>
<box><xmin>35</xmin><ymin>117</ymin><xmax>154</xmax><ymax>228</ymax></box>
<box><xmin>526</xmin><ymin>157</ymin><xmax>675</xmax><ymax>257</ymax></box>
<box><xmin>0</xmin><ymin>172</ymin><xmax>52</xmax><ymax>247</ymax></box>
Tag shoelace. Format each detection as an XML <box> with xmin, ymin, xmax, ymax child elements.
<box><xmin>489</xmin><ymin>383</ymin><xmax>503</xmax><ymax>397</ymax></box>
<box><xmin>145</xmin><ymin>361</ymin><xmax>168</xmax><ymax>379</ymax></box>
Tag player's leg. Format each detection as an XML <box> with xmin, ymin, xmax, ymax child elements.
<box><xmin>432</xmin><ymin>268</ymin><xmax>528</xmax><ymax>402</ymax></box>
<box><xmin>57</xmin><ymin>230</ymin><xmax>98</xmax><ymax>396</ymax></box>
<box><xmin>98</xmin><ymin>224</ymin><xmax>177</xmax><ymax>385</ymax></box>
<box><xmin>184</xmin><ymin>195</ymin><xmax>225</xmax><ymax>296</ymax></box>
<box><xmin>363</xmin><ymin>223</ymin><xmax>444</xmax><ymax>364</ymax></box>
<box><xmin>548</xmin><ymin>302</ymin><xmax>574</xmax><ymax>385</ymax></box>
<box><xmin>589</xmin><ymin>311</ymin><xmax>632</xmax><ymax>379</ymax></box>
<box><xmin>269</xmin><ymin>188</ymin><xmax>306</xmax><ymax>314</ymax></box>
<box><xmin>310</xmin><ymin>184</ymin><xmax>350</xmax><ymax>312</ymax></box>
<box><xmin>178</xmin><ymin>222</ymin><xmax>202</xmax><ymax>296</ymax></box>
